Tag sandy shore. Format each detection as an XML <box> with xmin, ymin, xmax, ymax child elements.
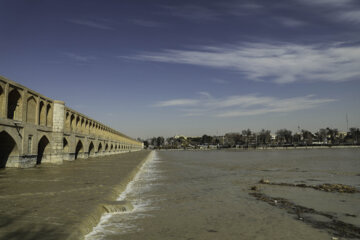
<box><xmin>0</xmin><ymin>150</ymin><xmax>151</xmax><ymax>240</ymax></box>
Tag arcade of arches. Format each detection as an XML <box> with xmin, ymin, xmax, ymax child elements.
<box><xmin>0</xmin><ymin>76</ymin><xmax>143</xmax><ymax>168</ymax></box>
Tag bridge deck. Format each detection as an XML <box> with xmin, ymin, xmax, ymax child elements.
<box><xmin>0</xmin><ymin>150</ymin><xmax>150</xmax><ymax>240</ymax></box>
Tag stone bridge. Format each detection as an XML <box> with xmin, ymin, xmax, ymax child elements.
<box><xmin>0</xmin><ymin>76</ymin><xmax>143</xmax><ymax>168</ymax></box>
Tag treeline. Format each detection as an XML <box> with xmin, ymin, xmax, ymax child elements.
<box><xmin>141</xmin><ymin>127</ymin><xmax>360</xmax><ymax>149</ymax></box>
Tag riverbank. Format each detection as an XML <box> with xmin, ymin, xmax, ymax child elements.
<box><xmin>159</xmin><ymin>145</ymin><xmax>360</xmax><ymax>151</ymax></box>
<box><xmin>0</xmin><ymin>150</ymin><xmax>151</xmax><ymax>240</ymax></box>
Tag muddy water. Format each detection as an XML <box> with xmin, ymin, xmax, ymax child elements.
<box><xmin>86</xmin><ymin>149</ymin><xmax>360</xmax><ymax>240</ymax></box>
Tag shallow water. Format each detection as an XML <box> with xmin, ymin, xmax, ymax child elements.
<box><xmin>86</xmin><ymin>149</ymin><xmax>360</xmax><ymax>240</ymax></box>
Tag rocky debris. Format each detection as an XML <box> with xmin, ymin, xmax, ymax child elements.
<box><xmin>258</xmin><ymin>179</ymin><xmax>358</xmax><ymax>193</ymax></box>
<box><xmin>315</xmin><ymin>184</ymin><xmax>357</xmax><ymax>193</ymax></box>
<box><xmin>250</xmin><ymin>186</ymin><xmax>258</xmax><ymax>191</ymax></box>
<box><xmin>250</xmin><ymin>192</ymin><xmax>360</xmax><ymax>239</ymax></box>
<box><xmin>102</xmin><ymin>200</ymin><xmax>134</xmax><ymax>213</ymax></box>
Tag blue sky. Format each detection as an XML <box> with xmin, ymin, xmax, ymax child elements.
<box><xmin>1</xmin><ymin>0</ymin><xmax>359</xmax><ymax>138</ymax></box>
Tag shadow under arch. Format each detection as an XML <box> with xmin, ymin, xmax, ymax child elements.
<box><xmin>0</xmin><ymin>131</ymin><xmax>19</xmax><ymax>168</ymax></box>
<box><xmin>98</xmin><ymin>142</ymin><xmax>102</xmax><ymax>153</ymax></box>
<box><xmin>88</xmin><ymin>142</ymin><xmax>94</xmax><ymax>157</ymax></box>
<box><xmin>105</xmin><ymin>144</ymin><xmax>108</xmax><ymax>152</ymax></box>
<box><xmin>37</xmin><ymin>135</ymin><xmax>50</xmax><ymax>165</ymax></box>
<box><xmin>7</xmin><ymin>88</ymin><xmax>22</xmax><ymax>120</ymax></box>
<box><xmin>63</xmin><ymin>138</ymin><xmax>69</xmax><ymax>152</ymax></box>
<box><xmin>75</xmin><ymin>140</ymin><xmax>83</xmax><ymax>160</ymax></box>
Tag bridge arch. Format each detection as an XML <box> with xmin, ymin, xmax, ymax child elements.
<box><xmin>0</xmin><ymin>85</ymin><xmax>5</xmax><ymax>118</ymax></box>
<box><xmin>70</xmin><ymin>114</ymin><xmax>75</xmax><ymax>131</ymax></box>
<box><xmin>75</xmin><ymin>140</ymin><xmax>83</xmax><ymax>160</ymax></box>
<box><xmin>76</xmin><ymin>116</ymin><xmax>80</xmax><ymax>131</ymax></box>
<box><xmin>7</xmin><ymin>88</ymin><xmax>22</xmax><ymax>121</ymax></box>
<box><xmin>39</xmin><ymin>101</ymin><xmax>46</xmax><ymax>125</ymax></box>
<box><xmin>26</xmin><ymin>96</ymin><xmax>36</xmax><ymax>124</ymax></box>
<box><xmin>63</xmin><ymin>137</ymin><xmax>69</xmax><ymax>152</ymax></box>
<box><xmin>46</xmin><ymin>103</ymin><xmax>52</xmax><ymax>127</ymax></box>
<box><xmin>37</xmin><ymin>135</ymin><xmax>50</xmax><ymax>164</ymax></box>
<box><xmin>98</xmin><ymin>142</ymin><xmax>103</xmax><ymax>153</ymax></box>
<box><xmin>0</xmin><ymin>131</ymin><xmax>19</xmax><ymax>168</ymax></box>
<box><xmin>88</xmin><ymin>141</ymin><xmax>95</xmax><ymax>157</ymax></box>
<box><xmin>105</xmin><ymin>143</ymin><xmax>109</xmax><ymax>152</ymax></box>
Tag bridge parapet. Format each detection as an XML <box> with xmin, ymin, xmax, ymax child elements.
<box><xmin>0</xmin><ymin>76</ymin><xmax>142</xmax><ymax>168</ymax></box>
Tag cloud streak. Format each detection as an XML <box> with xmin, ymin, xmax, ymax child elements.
<box><xmin>130</xmin><ymin>19</ymin><xmax>163</xmax><ymax>27</ymax></box>
<box><xmin>297</xmin><ymin>0</ymin><xmax>360</xmax><ymax>24</ymax></box>
<box><xmin>129</xmin><ymin>42</ymin><xmax>360</xmax><ymax>84</ymax></box>
<box><xmin>68</xmin><ymin>19</ymin><xmax>113</xmax><ymax>30</ymax></box>
<box><xmin>63</xmin><ymin>52</ymin><xmax>96</xmax><ymax>63</ymax></box>
<box><xmin>153</xmin><ymin>94</ymin><xmax>336</xmax><ymax>118</ymax></box>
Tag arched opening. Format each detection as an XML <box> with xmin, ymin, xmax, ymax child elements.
<box><xmin>110</xmin><ymin>144</ymin><xmax>113</xmax><ymax>152</ymax></box>
<box><xmin>37</xmin><ymin>135</ymin><xmax>50</xmax><ymax>165</ymax></box>
<box><xmin>98</xmin><ymin>143</ymin><xmax>102</xmax><ymax>152</ymax></box>
<box><xmin>46</xmin><ymin>104</ymin><xmax>52</xmax><ymax>127</ymax></box>
<box><xmin>70</xmin><ymin>114</ymin><xmax>75</xmax><ymax>131</ymax></box>
<box><xmin>75</xmin><ymin>140</ymin><xmax>83</xmax><ymax>160</ymax></box>
<box><xmin>0</xmin><ymin>86</ymin><xmax>4</xmax><ymax>118</ymax></box>
<box><xmin>26</xmin><ymin>96</ymin><xmax>36</xmax><ymax>124</ymax></box>
<box><xmin>39</xmin><ymin>101</ymin><xmax>46</xmax><ymax>125</ymax></box>
<box><xmin>0</xmin><ymin>131</ymin><xmax>18</xmax><ymax>168</ymax></box>
<box><xmin>63</xmin><ymin>138</ymin><xmax>69</xmax><ymax>152</ymax></box>
<box><xmin>105</xmin><ymin>144</ymin><xmax>108</xmax><ymax>152</ymax></box>
<box><xmin>65</xmin><ymin>112</ymin><xmax>70</xmax><ymax>131</ymax></box>
<box><xmin>88</xmin><ymin>142</ymin><xmax>94</xmax><ymax>156</ymax></box>
<box><xmin>7</xmin><ymin>89</ymin><xmax>22</xmax><ymax>120</ymax></box>
<box><xmin>81</xmin><ymin>119</ymin><xmax>84</xmax><ymax>133</ymax></box>
<box><xmin>76</xmin><ymin>116</ymin><xmax>80</xmax><ymax>132</ymax></box>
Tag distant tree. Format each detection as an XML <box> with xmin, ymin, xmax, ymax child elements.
<box><xmin>224</xmin><ymin>133</ymin><xmax>242</xmax><ymax>147</ymax></box>
<box><xmin>293</xmin><ymin>132</ymin><xmax>301</xmax><ymax>145</ymax></box>
<box><xmin>242</xmin><ymin>129</ymin><xmax>252</xmax><ymax>146</ymax></box>
<box><xmin>316</xmin><ymin>128</ymin><xmax>338</xmax><ymax>144</ymax></box>
<box><xmin>258</xmin><ymin>129</ymin><xmax>271</xmax><ymax>145</ymax></box>
<box><xmin>326</xmin><ymin>127</ymin><xmax>338</xmax><ymax>144</ymax></box>
<box><xmin>276</xmin><ymin>129</ymin><xmax>292</xmax><ymax>144</ymax></box>
<box><xmin>151</xmin><ymin>137</ymin><xmax>157</xmax><ymax>146</ymax></box>
<box><xmin>156</xmin><ymin>136</ymin><xmax>165</xmax><ymax>148</ymax></box>
<box><xmin>143</xmin><ymin>140</ymin><xmax>149</xmax><ymax>149</ymax></box>
<box><xmin>349</xmin><ymin>127</ymin><xmax>360</xmax><ymax>144</ymax></box>
<box><xmin>316</xmin><ymin>128</ymin><xmax>327</xmax><ymax>143</ymax></box>
<box><xmin>301</xmin><ymin>130</ymin><xmax>313</xmax><ymax>145</ymax></box>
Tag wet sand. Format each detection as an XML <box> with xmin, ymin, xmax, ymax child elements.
<box><xmin>0</xmin><ymin>150</ymin><xmax>150</xmax><ymax>240</ymax></box>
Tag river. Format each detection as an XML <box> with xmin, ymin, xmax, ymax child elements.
<box><xmin>86</xmin><ymin>148</ymin><xmax>360</xmax><ymax>240</ymax></box>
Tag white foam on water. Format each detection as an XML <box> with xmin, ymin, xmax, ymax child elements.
<box><xmin>85</xmin><ymin>151</ymin><xmax>163</xmax><ymax>240</ymax></box>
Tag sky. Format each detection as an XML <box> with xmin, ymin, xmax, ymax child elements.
<box><xmin>1</xmin><ymin>0</ymin><xmax>360</xmax><ymax>139</ymax></box>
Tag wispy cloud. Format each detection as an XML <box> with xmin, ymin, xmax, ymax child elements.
<box><xmin>198</xmin><ymin>91</ymin><xmax>212</xmax><ymax>98</ymax></box>
<box><xmin>297</xmin><ymin>0</ymin><xmax>360</xmax><ymax>24</ymax></box>
<box><xmin>129</xmin><ymin>19</ymin><xmax>163</xmax><ymax>27</ymax></box>
<box><xmin>275</xmin><ymin>17</ymin><xmax>306</xmax><ymax>27</ymax></box>
<box><xmin>338</xmin><ymin>10</ymin><xmax>360</xmax><ymax>23</ymax></box>
<box><xmin>161</xmin><ymin>2</ymin><xmax>263</xmax><ymax>21</ymax></box>
<box><xmin>63</xmin><ymin>52</ymin><xmax>96</xmax><ymax>63</ymax></box>
<box><xmin>162</xmin><ymin>5</ymin><xmax>220</xmax><ymax>21</ymax></box>
<box><xmin>153</xmin><ymin>99</ymin><xmax>199</xmax><ymax>107</ymax></box>
<box><xmin>153</xmin><ymin>94</ymin><xmax>336</xmax><ymax>118</ymax></box>
<box><xmin>299</xmin><ymin>0</ymin><xmax>353</xmax><ymax>7</ymax></box>
<box><xmin>67</xmin><ymin>19</ymin><xmax>114</xmax><ymax>30</ymax></box>
<box><xmin>129</xmin><ymin>42</ymin><xmax>360</xmax><ymax>84</ymax></box>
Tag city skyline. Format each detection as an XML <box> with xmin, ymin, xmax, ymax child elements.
<box><xmin>1</xmin><ymin>0</ymin><xmax>360</xmax><ymax>138</ymax></box>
